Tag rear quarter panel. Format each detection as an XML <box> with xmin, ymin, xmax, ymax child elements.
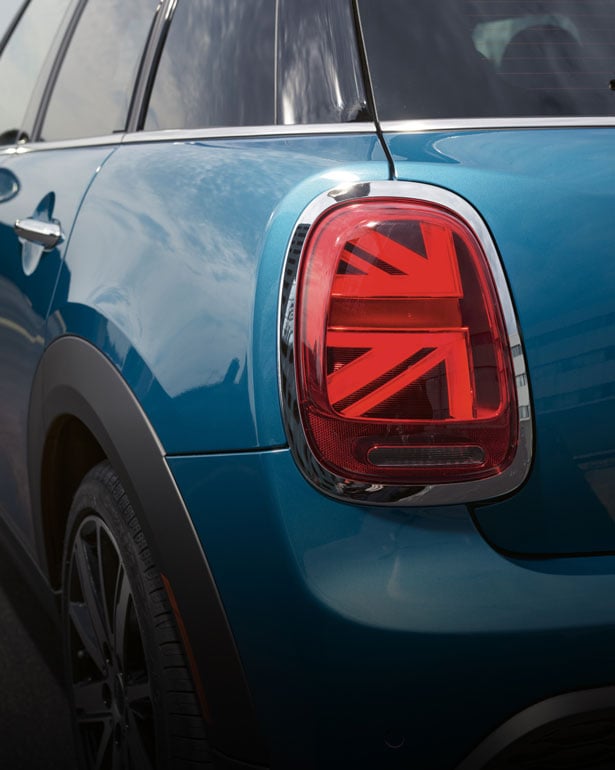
<box><xmin>383</xmin><ymin>127</ymin><xmax>615</xmax><ymax>555</ymax></box>
<box><xmin>46</xmin><ymin>132</ymin><xmax>388</xmax><ymax>453</ymax></box>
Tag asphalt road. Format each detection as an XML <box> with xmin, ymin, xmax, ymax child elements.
<box><xmin>0</xmin><ymin>541</ymin><xmax>77</xmax><ymax>769</ymax></box>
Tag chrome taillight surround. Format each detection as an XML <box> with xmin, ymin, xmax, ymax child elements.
<box><xmin>278</xmin><ymin>181</ymin><xmax>533</xmax><ymax>506</ymax></box>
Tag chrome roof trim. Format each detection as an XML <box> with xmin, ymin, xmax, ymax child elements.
<box><xmin>122</xmin><ymin>122</ymin><xmax>378</xmax><ymax>144</ymax></box>
<box><xmin>381</xmin><ymin>116</ymin><xmax>615</xmax><ymax>133</ymax></box>
<box><xmin>278</xmin><ymin>180</ymin><xmax>533</xmax><ymax>507</ymax></box>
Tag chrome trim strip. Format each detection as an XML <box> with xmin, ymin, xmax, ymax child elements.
<box><xmin>382</xmin><ymin>116</ymin><xmax>615</xmax><ymax>133</ymax></box>
<box><xmin>277</xmin><ymin>181</ymin><xmax>533</xmax><ymax>507</ymax></box>
<box><xmin>456</xmin><ymin>687</ymin><xmax>615</xmax><ymax>770</ymax></box>
<box><xmin>122</xmin><ymin>122</ymin><xmax>378</xmax><ymax>144</ymax></box>
<box><xmin>0</xmin><ymin>124</ymin><xmax>377</xmax><ymax>156</ymax></box>
<box><xmin>0</xmin><ymin>134</ymin><xmax>123</xmax><ymax>155</ymax></box>
<box><xmin>1</xmin><ymin>117</ymin><xmax>607</xmax><ymax>156</ymax></box>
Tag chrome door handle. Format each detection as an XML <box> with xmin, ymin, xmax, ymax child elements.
<box><xmin>14</xmin><ymin>217</ymin><xmax>63</xmax><ymax>249</ymax></box>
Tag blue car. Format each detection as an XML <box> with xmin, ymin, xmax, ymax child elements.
<box><xmin>1</xmin><ymin>1</ymin><xmax>614</xmax><ymax>768</ymax></box>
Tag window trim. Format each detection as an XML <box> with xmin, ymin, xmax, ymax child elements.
<box><xmin>123</xmin><ymin>0</ymin><xmax>166</xmax><ymax>135</ymax></box>
<box><xmin>30</xmin><ymin>0</ymin><xmax>86</xmax><ymax>142</ymax></box>
<box><xmin>139</xmin><ymin>0</ymin><xmax>280</xmax><ymax>133</ymax></box>
<box><xmin>0</xmin><ymin>123</ymin><xmax>379</xmax><ymax>158</ymax></box>
<box><xmin>5</xmin><ymin>0</ymin><xmax>615</xmax><ymax>155</ymax></box>
<box><xmin>127</xmin><ymin>0</ymin><xmax>174</xmax><ymax>133</ymax></box>
<box><xmin>276</xmin><ymin>0</ymin><xmax>368</xmax><ymax>126</ymax></box>
<box><xmin>381</xmin><ymin>117</ymin><xmax>615</xmax><ymax>133</ymax></box>
<box><xmin>0</xmin><ymin>0</ymin><xmax>80</xmax><ymax>145</ymax></box>
<box><xmin>0</xmin><ymin>0</ymin><xmax>28</xmax><ymax>57</ymax></box>
<box><xmin>31</xmin><ymin>0</ymin><xmax>163</xmax><ymax>144</ymax></box>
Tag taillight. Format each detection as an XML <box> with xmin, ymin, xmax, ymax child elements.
<box><xmin>280</xmin><ymin>183</ymin><xmax>532</xmax><ymax>503</ymax></box>
<box><xmin>291</xmin><ymin>195</ymin><xmax>521</xmax><ymax>486</ymax></box>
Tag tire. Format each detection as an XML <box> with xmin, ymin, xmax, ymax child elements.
<box><xmin>61</xmin><ymin>461</ymin><xmax>212</xmax><ymax>769</ymax></box>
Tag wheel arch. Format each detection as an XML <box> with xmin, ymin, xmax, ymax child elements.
<box><xmin>28</xmin><ymin>335</ymin><xmax>269</xmax><ymax>766</ymax></box>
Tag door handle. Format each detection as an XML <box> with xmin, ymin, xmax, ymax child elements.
<box><xmin>14</xmin><ymin>217</ymin><xmax>62</xmax><ymax>250</ymax></box>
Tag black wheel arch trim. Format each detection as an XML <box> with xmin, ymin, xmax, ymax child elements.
<box><xmin>456</xmin><ymin>685</ymin><xmax>615</xmax><ymax>770</ymax></box>
<box><xmin>28</xmin><ymin>335</ymin><xmax>269</xmax><ymax>766</ymax></box>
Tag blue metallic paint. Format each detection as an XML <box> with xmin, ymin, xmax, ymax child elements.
<box><xmin>46</xmin><ymin>134</ymin><xmax>388</xmax><ymax>454</ymax></box>
<box><xmin>1</xmin><ymin>0</ymin><xmax>611</xmax><ymax>763</ymax></box>
<box><xmin>169</xmin><ymin>448</ymin><xmax>615</xmax><ymax>770</ymax></box>
<box><xmin>382</xmin><ymin>128</ymin><xmax>615</xmax><ymax>555</ymax></box>
<box><xmin>3</xmin><ymin>125</ymin><xmax>613</xmax><ymax>767</ymax></box>
<box><xmin>0</xmin><ymin>144</ymin><xmax>114</xmax><ymax>553</ymax></box>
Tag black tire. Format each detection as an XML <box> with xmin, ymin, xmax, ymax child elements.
<box><xmin>62</xmin><ymin>461</ymin><xmax>212</xmax><ymax>770</ymax></box>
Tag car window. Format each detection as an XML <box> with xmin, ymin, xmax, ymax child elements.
<box><xmin>0</xmin><ymin>0</ymin><xmax>72</xmax><ymax>145</ymax></box>
<box><xmin>0</xmin><ymin>0</ymin><xmax>24</xmax><ymax>37</ymax></box>
<box><xmin>358</xmin><ymin>0</ymin><xmax>615</xmax><ymax>120</ymax></box>
<box><xmin>277</xmin><ymin>0</ymin><xmax>367</xmax><ymax>124</ymax></box>
<box><xmin>40</xmin><ymin>0</ymin><xmax>157</xmax><ymax>142</ymax></box>
<box><xmin>145</xmin><ymin>0</ymin><xmax>275</xmax><ymax>131</ymax></box>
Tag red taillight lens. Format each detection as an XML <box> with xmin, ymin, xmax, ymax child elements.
<box><xmin>294</xmin><ymin>199</ymin><xmax>518</xmax><ymax>484</ymax></box>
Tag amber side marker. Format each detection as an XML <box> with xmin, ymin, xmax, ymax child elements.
<box><xmin>161</xmin><ymin>572</ymin><xmax>212</xmax><ymax>724</ymax></box>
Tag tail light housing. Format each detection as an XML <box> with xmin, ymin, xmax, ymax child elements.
<box><xmin>279</xmin><ymin>183</ymin><xmax>532</xmax><ymax>504</ymax></box>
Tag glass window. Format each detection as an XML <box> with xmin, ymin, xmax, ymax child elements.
<box><xmin>277</xmin><ymin>0</ymin><xmax>368</xmax><ymax>124</ymax></box>
<box><xmin>41</xmin><ymin>0</ymin><xmax>157</xmax><ymax>141</ymax></box>
<box><xmin>145</xmin><ymin>0</ymin><xmax>274</xmax><ymax>131</ymax></box>
<box><xmin>0</xmin><ymin>1</ymin><xmax>25</xmax><ymax>38</ymax></box>
<box><xmin>358</xmin><ymin>0</ymin><xmax>615</xmax><ymax>120</ymax></box>
<box><xmin>0</xmin><ymin>0</ymin><xmax>71</xmax><ymax>145</ymax></box>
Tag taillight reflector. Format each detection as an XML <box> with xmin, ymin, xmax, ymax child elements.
<box><xmin>294</xmin><ymin>199</ymin><xmax>518</xmax><ymax>485</ymax></box>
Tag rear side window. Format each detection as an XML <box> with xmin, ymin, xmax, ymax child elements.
<box><xmin>0</xmin><ymin>0</ymin><xmax>71</xmax><ymax>144</ymax></box>
<box><xmin>41</xmin><ymin>0</ymin><xmax>157</xmax><ymax>141</ymax></box>
<box><xmin>358</xmin><ymin>0</ymin><xmax>615</xmax><ymax>120</ymax></box>
<box><xmin>277</xmin><ymin>0</ymin><xmax>367</xmax><ymax>124</ymax></box>
<box><xmin>145</xmin><ymin>0</ymin><xmax>275</xmax><ymax>130</ymax></box>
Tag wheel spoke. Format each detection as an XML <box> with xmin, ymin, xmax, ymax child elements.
<box><xmin>98</xmin><ymin>524</ymin><xmax>121</xmax><ymax>644</ymax></box>
<box><xmin>126</xmin><ymin>709</ymin><xmax>155</xmax><ymax>770</ymax></box>
<box><xmin>113</xmin><ymin>566</ymin><xmax>131</xmax><ymax>669</ymax></box>
<box><xmin>113</xmin><ymin>732</ymin><xmax>124</xmax><ymax>770</ymax></box>
<box><xmin>65</xmin><ymin>499</ymin><xmax>166</xmax><ymax>770</ymax></box>
<box><xmin>91</xmin><ymin>717</ymin><xmax>113</xmax><ymax>770</ymax></box>
<box><xmin>69</xmin><ymin>601</ymin><xmax>106</xmax><ymax>674</ymax></box>
<box><xmin>73</xmin><ymin>536</ymin><xmax>110</xmax><ymax>658</ymax></box>
<box><xmin>125</xmin><ymin>680</ymin><xmax>150</xmax><ymax>712</ymax></box>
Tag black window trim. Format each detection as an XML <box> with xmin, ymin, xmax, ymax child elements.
<box><xmin>29</xmin><ymin>0</ymin><xmax>86</xmax><ymax>143</ymax></box>
<box><xmin>0</xmin><ymin>0</ymin><xmax>379</xmax><ymax>151</ymax></box>
<box><xmin>2</xmin><ymin>0</ymin><xmax>615</xmax><ymax>155</ymax></box>
<box><xmin>0</xmin><ymin>0</ymin><xmax>81</xmax><ymax>145</ymax></box>
<box><xmin>0</xmin><ymin>0</ymin><xmax>28</xmax><ymax>57</ymax></box>
<box><xmin>138</xmin><ymin>0</ymin><xmax>280</xmax><ymax>133</ymax></box>
<box><xmin>128</xmin><ymin>0</ymin><xmax>176</xmax><ymax>134</ymax></box>
<box><xmin>135</xmin><ymin>0</ymin><xmax>370</xmax><ymax>134</ymax></box>
<box><xmin>32</xmin><ymin>0</ymin><xmax>164</xmax><ymax>144</ymax></box>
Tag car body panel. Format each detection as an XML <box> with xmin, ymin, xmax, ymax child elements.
<box><xmin>27</xmin><ymin>335</ymin><xmax>268</xmax><ymax>764</ymax></box>
<box><xmin>0</xmin><ymin>0</ymin><xmax>614</xmax><ymax>766</ymax></box>
<box><xmin>46</xmin><ymin>133</ymin><xmax>388</xmax><ymax>454</ymax></box>
<box><xmin>0</xmin><ymin>144</ymin><xmax>114</xmax><ymax>553</ymax></box>
<box><xmin>169</xmin><ymin>447</ymin><xmax>615</xmax><ymax>770</ymax></box>
<box><xmin>381</xmin><ymin>127</ymin><xmax>615</xmax><ymax>555</ymax></box>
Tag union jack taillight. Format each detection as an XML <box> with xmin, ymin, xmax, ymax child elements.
<box><xmin>290</xmin><ymin>196</ymin><xmax>520</xmax><ymax>487</ymax></box>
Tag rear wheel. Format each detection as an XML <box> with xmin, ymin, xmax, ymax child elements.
<box><xmin>62</xmin><ymin>461</ymin><xmax>211</xmax><ymax>769</ymax></box>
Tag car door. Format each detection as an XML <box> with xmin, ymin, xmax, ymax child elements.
<box><xmin>0</xmin><ymin>0</ymin><xmax>158</xmax><ymax>559</ymax></box>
